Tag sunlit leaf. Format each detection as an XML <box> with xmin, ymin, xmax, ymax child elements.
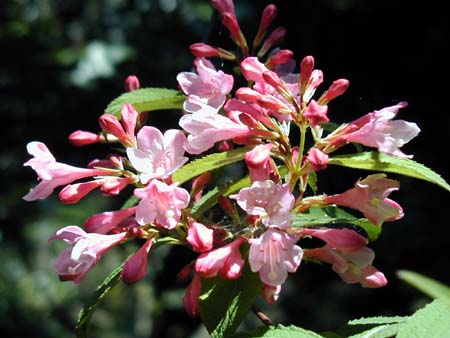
<box><xmin>104</xmin><ymin>87</ymin><xmax>185</xmax><ymax>116</ymax></box>
<box><xmin>230</xmin><ymin>324</ymin><xmax>324</xmax><ymax>338</ymax></box>
<box><xmin>328</xmin><ymin>152</ymin><xmax>450</xmax><ymax>192</ymax></box>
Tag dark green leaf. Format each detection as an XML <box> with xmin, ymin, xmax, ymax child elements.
<box><xmin>199</xmin><ymin>263</ymin><xmax>263</xmax><ymax>338</ymax></box>
<box><xmin>328</xmin><ymin>152</ymin><xmax>450</xmax><ymax>192</ymax></box>
<box><xmin>291</xmin><ymin>206</ymin><xmax>381</xmax><ymax>241</ymax></box>
<box><xmin>172</xmin><ymin>147</ymin><xmax>251</xmax><ymax>185</ymax></box>
<box><xmin>397</xmin><ymin>270</ymin><xmax>450</xmax><ymax>306</ymax></box>
<box><xmin>76</xmin><ymin>264</ymin><xmax>123</xmax><ymax>338</ymax></box>
<box><xmin>104</xmin><ymin>87</ymin><xmax>185</xmax><ymax>116</ymax></box>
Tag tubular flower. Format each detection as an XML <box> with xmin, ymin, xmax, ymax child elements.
<box><xmin>324</xmin><ymin>174</ymin><xmax>403</xmax><ymax>226</ymax></box>
<box><xmin>126</xmin><ymin>126</ymin><xmax>188</xmax><ymax>184</ymax></box>
<box><xmin>23</xmin><ymin>141</ymin><xmax>113</xmax><ymax>201</ymax></box>
<box><xmin>186</xmin><ymin>220</ymin><xmax>214</xmax><ymax>253</ymax></box>
<box><xmin>121</xmin><ymin>238</ymin><xmax>154</xmax><ymax>285</ymax></box>
<box><xmin>84</xmin><ymin>207</ymin><xmax>137</xmax><ymax>234</ymax></box>
<box><xmin>177</xmin><ymin>57</ymin><xmax>234</xmax><ymax>114</ymax></box>
<box><xmin>134</xmin><ymin>180</ymin><xmax>190</xmax><ymax>229</ymax></box>
<box><xmin>195</xmin><ymin>238</ymin><xmax>245</xmax><ymax>280</ymax></box>
<box><xmin>248</xmin><ymin>228</ymin><xmax>303</xmax><ymax>286</ymax></box>
<box><xmin>230</xmin><ymin>180</ymin><xmax>294</xmax><ymax>229</ymax></box>
<box><xmin>49</xmin><ymin>226</ymin><xmax>127</xmax><ymax>284</ymax></box>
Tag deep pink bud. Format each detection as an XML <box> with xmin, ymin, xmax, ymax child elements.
<box><xmin>257</xmin><ymin>95</ymin><xmax>286</xmax><ymax>111</ymax></box>
<box><xmin>98</xmin><ymin>114</ymin><xmax>130</xmax><ymax>146</ymax></box>
<box><xmin>120</xmin><ymin>103</ymin><xmax>138</xmax><ymax>143</ymax></box>
<box><xmin>121</xmin><ymin>238</ymin><xmax>154</xmax><ymax>285</ymax></box>
<box><xmin>84</xmin><ymin>207</ymin><xmax>137</xmax><ymax>234</ymax></box>
<box><xmin>125</xmin><ymin>75</ymin><xmax>140</xmax><ymax>92</ymax></box>
<box><xmin>176</xmin><ymin>262</ymin><xmax>194</xmax><ymax>282</ymax></box>
<box><xmin>100</xmin><ymin>177</ymin><xmax>132</xmax><ymax>196</ymax></box>
<box><xmin>183</xmin><ymin>272</ymin><xmax>202</xmax><ymax>317</ymax></box>
<box><xmin>262</xmin><ymin>70</ymin><xmax>283</xmax><ymax>89</ymax></box>
<box><xmin>258</xmin><ymin>26</ymin><xmax>287</xmax><ymax>57</ymax></box>
<box><xmin>186</xmin><ymin>221</ymin><xmax>214</xmax><ymax>253</ymax></box>
<box><xmin>306</xmin><ymin>148</ymin><xmax>329</xmax><ymax>172</ymax></box>
<box><xmin>303</xmin><ymin>100</ymin><xmax>329</xmax><ymax>126</ymax></box>
<box><xmin>266</xmin><ymin>49</ymin><xmax>294</xmax><ymax>67</ymax></box>
<box><xmin>221</xmin><ymin>12</ymin><xmax>240</xmax><ymax>36</ymax></box>
<box><xmin>235</xmin><ymin>87</ymin><xmax>261</xmax><ymax>103</ymax></box>
<box><xmin>318</xmin><ymin>79</ymin><xmax>350</xmax><ymax>104</ymax></box>
<box><xmin>189</xmin><ymin>43</ymin><xmax>220</xmax><ymax>57</ymax></box>
<box><xmin>58</xmin><ymin>180</ymin><xmax>102</xmax><ymax>204</ymax></box>
<box><xmin>300</xmin><ymin>55</ymin><xmax>315</xmax><ymax>88</ymax></box>
<box><xmin>68</xmin><ymin>130</ymin><xmax>103</xmax><ymax>147</ymax></box>
<box><xmin>253</xmin><ymin>4</ymin><xmax>278</xmax><ymax>48</ymax></box>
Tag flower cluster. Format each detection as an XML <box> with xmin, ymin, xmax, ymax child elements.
<box><xmin>23</xmin><ymin>0</ymin><xmax>421</xmax><ymax>319</ymax></box>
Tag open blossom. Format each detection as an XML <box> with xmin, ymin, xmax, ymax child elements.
<box><xmin>177</xmin><ymin>57</ymin><xmax>234</xmax><ymax>114</ymax></box>
<box><xmin>230</xmin><ymin>180</ymin><xmax>294</xmax><ymax>229</ymax></box>
<box><xmin>49</xmin><ymin>225</ymin><xmax>127</xmax><ymax>283</ymax></box>
<box><xmin>23</xmin><ymin>141</ymin><xmax>113</xmax><ymax>201</ymax></box>
<box><xmin>134</xmin><ymin>180</ymin><xmax>190</xmax><ymax>229</ymax></box>
<box><xmin>305</xmin><ymin>244</ymin><xmax>387</xmax><ymax>288</ymax></box>
<box><xmin>126</xmin><ymin>126</ymin><xmax>188</xmax><ymax>184</ymax></box>
<box><xmin>249</xmin><ymin>228</ymin><xmax>303</xmax><ymax>286</ymax></box>
<box><xmin>329</xmin><ymin>102</ymin><xmax>420</xmax><ymax>158</ymax></box>
<box><xmin>179</xmin><ymin>112</ymin><xmax>251</xmax><ymax>154</ymax></box>
<box><xmin>195</xmin><ymin>238</ymin><xmax>245</xmax><ymax>279</ymax></box>
<box><xmin>324</xmin><ymin>174</ymin><xmax>403</xmax><ymax>226</ymax></box>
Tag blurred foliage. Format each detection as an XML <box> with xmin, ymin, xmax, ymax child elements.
<box><xmin>1</xmin><ymin>0</ymin><xmax>449</xmax><ymax>337</ymax></box>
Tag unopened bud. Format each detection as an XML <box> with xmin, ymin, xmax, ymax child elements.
<box><xmin>266</xmin><ymin>49</ymin><xmax>293</xmax><ymax>68</ymax></box>
<box><xmin>98</xmin><ymin>114</ymin><xmax>130</xmax><ymax>146</ymax></box>
<box><xmin>258</xmin><ymin>26</ymin><xmax>286</xmax><ymax>58</ymax></box>
<box><xmin>257</xmin><ymin>95</ymin><xmax>286</xmax><ymax>112</ymax></box>
<box><xmin>318</xmin><ymin>79</ymin><xmax>350</xmax><ymax>105</ymax></box>
<box><xmin>190</xmin><ymin>43</ymin><xmax>219</xmax><ymax>57</ymax></box>
<box><xmin>68</xmin><ymin>130</ymin><xmax>103</xmax><ymax>147</ymax></box>
<box><xmin>125</xmin><ymin>75</ymin><xmax>140</xmax><ymax>92</ymax></box>
<box><xmin>235</xmin><ymin>87</ymin><xmax>261</xmax><ymax>103</ymax></box>
<box><xmin>253</xmin><ymin>4</ymin><xmax>278</xmax><ymax>48</ymax></box>
<box><xmin>300</xmin><ymin>55</ymin><xmax>315</xmax><ymax>89</ymax></box>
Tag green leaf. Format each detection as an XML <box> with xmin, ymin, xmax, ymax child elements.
<box><xmin>328</xmin><ymin>152</ymin><xmax>450</xmax><ymax>192</ymax></box>
<box><xmin>172</xmin><ymin>147</ymin><xmax>250</xmax><ymax>185</ymax></box>
<box><xmin>229</xmin><ymin>324</ymin><xmax>324</xmax><ymax>338</ymax></box>
<box><xmin>76</xmin><ymin>264</ymin><xmax>123</xmax><ymax>338</ymax></box>
<box><xmin>397</xmin><ymin>270</ymin><xmax>450</xmax><ymax>306</ymax></box>
<box><xmin>199</xmin><ymin>263</ymin><xmax>263</xmax><ymax>338</ymax></box>
<box><xmin>347</xmin><ymin>323</ymin><xmax>404</xmax><ymax>338</ymax></box>
<box><xmin>396</xmin><ymin>300</ymin><xmax>450</xmax><ymax>338</ymax></box>
<box><xmin>348</xmin><ymin>316</ymin><xmax>408</xmax><ymax>325</ymax></box>
<box><xmin>291</xmin><ymin>206</ymin><xmax>381</xmax><ymax>241</ymax></box>
<box><xmin>120</xmin><ymin>195</ymin><xmax>139</xmax><ymax>209</ymax></box>
<box><xmin>104</xmin><ymin>87</ymin><xmax>185</xmax><ymax>116</ymax></box>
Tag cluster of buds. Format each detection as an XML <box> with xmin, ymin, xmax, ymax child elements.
<box><xmin>23</xmin><ymin>0</ymin><xmax>421</xmax><ymax>319</ymax></box>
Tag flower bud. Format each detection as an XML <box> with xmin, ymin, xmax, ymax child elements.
<box><xmin>318</xmin><ymin>79</ymin><xmax>350</xmax><ymax>105</ymax></box>
<box><xmin>121</xmin><ymin>238</ymin><xmax>153</xmax><ymax>285</ymax></box>
<box><xmin>98</xmin><ymin>114</ymin><xmax>131</xmax><ymax>146</ymax></box>
<box><xmin>68</xmin><ymin>130</ymin><xmax>103</xmax><ymax>147</ymax></box>
<box><xmin>189</xmin><ymin>43</ymin><xmax>220</xmax><ymax>57</ymax></box>
<box><xmin>266</xmin><ymin>49</ymin><xmax>294</xmax><ymax>68</ymax></box>
<box><xmin>258</xmin><ymin>26</ymin><xmax>286</xmax><ymax>57</ymax></box>
<box><xmin>253</xmin><ymin>4</ymin><xmax>278</xmax><ymax>48</ymax></box>
<box><xmin>125</xmin><ymin>75</ymin><xmax>140</xmax><ymax>92</ymax></box>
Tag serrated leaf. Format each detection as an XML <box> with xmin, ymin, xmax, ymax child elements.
<box><xmin>229</xmin><ymin>324</ymin><xmax>324</xmax><ymax>338</ymax></box>
<box><xmin>291</xmin><ymin>206</ymin><xmax>381</xmax><ymax>241</ymax></box>
<box><xmin>199</xmin><ymin>263</ymin><xmax>263</xmax><ymax>338</ymax></box>
<box><xmin>348</xmin><ymin>316</ymin><xmax>408</xmax><ymax>325</ymax></box>
<box><xmin>172</xmin><ymin>147</ymin><xmax>250</xmax><ymax>185</ymax></box>
<box><xmin>76</xmin><ymin>264</ymin><xmax>123</xmax><ymax>338</ymax></box>
<box><xmin>104</xmin><ymin>87</ymin><xmax>185</xmax><ymax>116</ymax></box>
<box><xmin>397</xmin><ymin>270</ymin><xmax>450</xmax><ymax>306</ymax></box>
<box><xmin>347</xmin><ymin>323</ymin><xmax>403</xmax><ymax>338</ymax></box>
<box><xmin>396</xmin><ymin>300</ymin><xmax>450</xmax><ymax>338</ymax></box>
<box><xmin>328</xmin><ymin>152</ymin><xmax>450</xmax><ymax>192</ymax></box>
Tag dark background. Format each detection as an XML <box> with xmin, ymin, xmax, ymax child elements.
<box><xmin>1</xmin><ymin>0</ymin><xmax>449</xmax><ymax>337</ymax></box>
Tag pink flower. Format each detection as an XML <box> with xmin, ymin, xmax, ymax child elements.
<box><xmin>183</xmin><ymin>272</ymin><xmax>202</xmax><ymax>317</ymax></box>
<box><xmin>245</xmin><ymin>144</ymin><xmax>277</xmax><ymax>182</ymax></box>
<box><xmin>195</xmin><ymin>238</ymin><xmax>245</xmax><ymax>279</ymax></box>
<box><xmin>23</xmin><ymin>142</ymin><xmax>112</xmax><ymax>201</ymax></box>
<box><xmin>230</xmin><ymin>180</ymin><xmax>294</xmax><ymax>229</ymax></box>
<box><xmin>177</xmin><ymin>57</ymin><xmax>234</xmax><ymax>114</ymax></box>
<box><xmin>305</xmin><ymin>245</ymin><xmax>387</xmax><ymax>288</ymax></box>
<box><xmin>248</xmin><ymin>228</ymin><xmax>303</xmax><ymax>286</ymax></box>
<box><xmin>301</xmin><ymin>228</ymin><xmax>368</xmax><ymax>253</ymax></box>
<box><xmin>126</xmin><ymin>126</ymin><xmax>188</xmax><ymax>184</ymax></box>
<box><xmin>303</xmin><ymin>100</ymin><xmax>329</xmax><ymax>126</ymax></box>
<box><xmin>186</xmin><ymin>221</ymin><xmax>214</xmax><ymax>253</ymax></box>
<box><xmin>84</xmin><ymin>207</ymin><xmax>137</xmax><ymax>234</ymax></box>
<box><xmin>324</xmin><ymin>174</ymin><xmax>403</xmax><ymax>226</ymax></box>
<box><xmin>121</xmin><ymin>238</ymin><xmax>154</xmax><ymax>285</ymax></box>
<box><xmin>49</xmin><ymin>225</ymin><xmax>127</xmax><ymax>283</ymax></box>
<box><xmin>179</xmin><ymin>112</ymin><xmax>251</xmax><ymax>154</ymax></box>
<box><xmin>306</xmin><ymin>148</ymin><xmax>329</xmax><ymax>171</ymax></box>
<box><xmin>134</xmin><ymin>180</ymin><xmax>190</xmax><ymax>229</ymax></box>
<box><xmin>332</xmin><ymin>102</ymin><xmax>420</xmax><ymax>158</ymax></box>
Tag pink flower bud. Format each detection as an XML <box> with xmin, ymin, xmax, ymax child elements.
<box><xmin>100</xmin><ymin>177</ymin><xmax>132</xmax><ymax>196</ymax></box>
<box><xmin>266</xmin><ymin>49</ymin><xmax>294</xmax><ymax>67</ymax></box>
<box><xmin>68</xmin><ymin>130</ymin><xmax>103</xmax><ymax>147</ymax></box>
<box><xmin>120</xmin><ymin>103</ymin><xmax>138</xmax><ymax>143</ymax></box>
<box><xmin>253</xmin><ymin>4</ymin><xmax>278</xmax><ymax>48</ymax></box>
<box><xmin>58</xmin><ymin>180</ymin><xmax>102</xmax><ymax>204</ymax></box>
<box><xmin>318</xmin><ymin>79</ymin><xmax>350</xmax><ymax>104</ymax></box>
<box><xmin>245</xmin><ymin>144</ymin><xmax>275</xmax><ymax>182</ymax></box>
<box><xmin>235</xmin><ymin>87</ymin><xmax>261</xmax><ymax>103</ymax></box>
<box><xmin>191</xmin><ymin>172</ymin><xmax>212</xmax><ymax>198</ymax></box>
<box><xmin>262</xmin><ymin>283</ymin><xmax>282</xmax><ymax>304</ymax></box>
<box><xmin>186</xmin><ymin>221</ymin><xmax>214</xmax><ymax>253</ymax></box>
<box><xmin>183</xmin><ymin>272</ymin><xmax>202</xmax><ymax>317</ymax></box>
<box><xmin>305</xmin><ymin>147</ymin><xmax>329</xmax><ymax>172</ymax></box>
<box><xmin>258</xmin><ymin>26</ymin><xmax>286</xmax><ymax>57</ymax></box>
<box><xmin>221</xmin><ymin>12</ymin><xmax>240</xmax><ymax>36</ymax></box>
<box><xmin>189</xmin><ymin>43</ymin><xmax>219</xmax><ymax>57</ymax></box>
<box><xmin>176</xmin><ymin>262</ymin><xmax>194</xmax><ymax>282</ymax></box>
<box><xmin>84</xmin><ymin>207</ymin><xmax>137</xmax><ymax>234</ymax></box>
<box><xmin>195</xmin><ymin>238</ymin><xmax>245</xmax><ymax>279</ymax></box>
<box><xmin>303</xmin><ymin>100</ymin><xmax>329</xmax><ymax>126</ymax></box>
<box><xmin>125</xmin><ymin>75</ymin><xmax>140</xmax><ymax>92</ymax></box>
<box><xmin>300</xmin><ymin>55</ymin><xmax>315</xmax><ymax>88</ymax></box>
<box><xmin>262</xmin><ymin>70</ymin><xmax>283</xmax><ymax>90</ymax></box>
<box><xmin>121</xmin><ymin>238</ymin><xmax>154</xmax><ymax>285</ymax></box>
<box><xmin>98</xmin><ymin>114</ymin><xmax>130</xmax><ymax>146</ymax></box>
<box><xmin>257</xmin><ymin>95</ymin><xmax>286</xmax><ymax>112</ymax></box>
<box><xmin>301</xmin><ymin>228</ymin><xmax>367</xmax><ymax>253</ymax></box>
